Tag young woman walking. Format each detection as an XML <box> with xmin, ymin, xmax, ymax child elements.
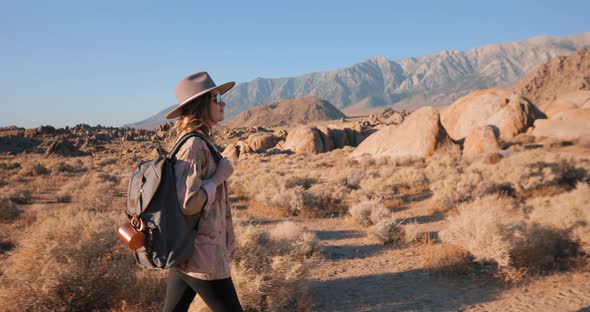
<box><xmin>162</xmin><ymin>72</ymin><xmax>243</xmax><ymax>312</ymax></box>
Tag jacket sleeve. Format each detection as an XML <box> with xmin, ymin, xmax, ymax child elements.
<box><xmin>178</xmin><ymin>138</ymin><xmax>212</xmax><ymax>215</ymax></box>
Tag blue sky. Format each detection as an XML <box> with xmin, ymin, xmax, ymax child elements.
<box><xmin>1</xmin><ymin>0</ymin><xmax>589</xmax><ymax>128</ymax></box>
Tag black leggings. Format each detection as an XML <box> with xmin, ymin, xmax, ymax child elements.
<box><xmin>162</xmin><ymin>268</ymin><xmax>243</xmax><ymax>312</ymax></box>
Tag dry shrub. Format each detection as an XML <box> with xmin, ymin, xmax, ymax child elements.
<box><xmin>0</xmin><ymin>205</ymin><xmax>166</xmax><ymax>310</ymax></box>
<box><xmin>74</xmin><ymin>172</ymin><xmax>122</xmax><ymax>212</ymax></box>
<box><xmin>511</xmin><ymin>225</ymin><xmax>579</xmax><ymax>272</ymax></box>
<box><xmin>18</xmin><ymin>162</ymin><xmax>51</xmax><ymax>176</ymax></box>
<box><xmin>360</xmin><ymin>166</ymin><xmax>429</xmax><ymax>198</ymax></box>
<box><xmin>428</xmin><ymin>150</ymin><xmax>589</xmax><ymax>212</ymax></box>
<box><xmin>349</xmin><ymin>197</ymin><xmax>390</xmax><ymax>226</ymax></box>
<box><xmin>285</xmin><ymin>176</ymin><xmax>317</xmax><ymax>190</ymax></box>
<box><xmin>0</xmin><ymin>198</ymin><xmax>22</xmax><ymax>222</ymax></box>
<box><xmin>302</xmin><ymin>183</ymin><xmax>347</xmax><ymax>217</ymax></box>
<box><xmin>430</xmin><ymin>170</ymin><xmax>486</xmax><ymax>212</ymax></box>
<box><xmin>370</xmin><ymin>218</ymin><xmax>403</xmax><ymax>245</ymax></box>
<box><xmin>51</xmin><ymin>159</ymin><xmax>86</xmax><ymax>173</ymax></box>
<box><xmin>441</xmin><ymin>190</ymin><xmax>586</xmax><ymax>279</ymax></box>
<box><xmin>232</xmin><ymin>164</ymin><xmax>345</xmax><ymax>217</ymax></box>
<box><xmin>6</xmin><ymin>187</ymin><xmax>33</xmax><ymax>204</ymax></box>
<box><xmin>420</xmin><ymin>243</ymin><xmax>473</xmax><ymax>275</ymax></box>
<box><xmin>440</xmin><ymin>196</ymin><xmax>521</xmax><ymax>267</ymax></box>
<box><xmin>225</xmin><ymin>221</ymin><xmax>320</xmax><ymax>311</ymax></box>
<box><xmin>0</xmin><ymin>161</ymin><xmax>21</xmax><ymax>171</ymax></box>
<box><xmin>403</xmin><ymin>221</ymin><xmax>422</xmax><ymax>244</ymax></box>
<box><xmin>56</xmin><ymin>190</ymin><xmax>73</xmax><ymax>203</ymax></box>
<box><xmin>526</xmin><ymin>183</ymin><xmax>590</xmax><ymax>253</ymax></box>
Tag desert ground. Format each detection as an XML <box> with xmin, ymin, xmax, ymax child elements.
<box><xmin>1</xmin><ymin>49</ymin><xmax>590</xmax><ymax>311</ymax></box>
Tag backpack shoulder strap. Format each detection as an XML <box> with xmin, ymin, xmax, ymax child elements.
<box><xmin>169</xmin><ymin>132</ymin><xmax>222</xmax><ymax>162</ymax></box>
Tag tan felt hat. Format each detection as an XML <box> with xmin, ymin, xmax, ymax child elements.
<box><xmin>165</xmin><ymin>71</ymin><xmax>235</xmax><ymax>119</ymax></box>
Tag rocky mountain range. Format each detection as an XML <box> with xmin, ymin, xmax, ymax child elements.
<box><xmin>127</xmin><ymin>32</ymin><xmax>590</xmax><ymax>129</ymax></box>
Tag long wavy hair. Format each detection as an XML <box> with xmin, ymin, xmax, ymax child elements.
<box><xmin>169</xmin><ymin>93</ymin><xmax>213</xmax><ymax>143</ymax></box>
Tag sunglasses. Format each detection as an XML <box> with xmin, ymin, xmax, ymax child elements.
<box><xmin>212</xmin><ymin>93</ymin><xmax>224</xmax><ymax>105</ymax></box>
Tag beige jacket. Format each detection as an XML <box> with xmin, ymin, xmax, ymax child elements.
<box><xmin>173</xmin><ymin>136</ymin><xmax>236</xmax><ymax>280</ymax></box>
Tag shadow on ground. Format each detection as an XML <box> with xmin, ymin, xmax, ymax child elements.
<box><xmin>322</xmin><ymin>244</ymin><xmax>385</xmax><ymax>260</ymax></box>
<box><xmin>315</xmin><ymin>230</ymin><xmax>365</xmax><ymax>241</ymax></box>
<box><xmin>309</xmin><ymin>269</ymin><xmax>501</xmax><ymax>311</ymax></box>
<box><xmin>400</xmin><ymin>212</ymin><xmax>445</xmax><ymax>224</ymax></box>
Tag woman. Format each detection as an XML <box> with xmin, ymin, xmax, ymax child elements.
<box><xmin>162</xmin><ymin>72</ymin><xmax>243</xmax><ymax>312</ymax></box>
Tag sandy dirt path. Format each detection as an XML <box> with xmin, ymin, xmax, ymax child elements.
<box><xmin>297</xmin><ymin>211</ymin><xmax>590</xmax><ymax>311</ymax></box>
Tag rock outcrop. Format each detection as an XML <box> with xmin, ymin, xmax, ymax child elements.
<box><xmin>44</xmin><ymin>139</ymin><xmax>89</xmax><ymax>157</ymax></box>
<box><xmin>542</xmin><ymin>90</ymin><xmax>590</xmax><ymax>118</ymax></box>
<box><xmin>351</xmin><ymin>106</ymin><xmax>459</xmax><ymax>161</ymax></box>
<box><xmin>462</xmin><ymin>126</ymin><xmax>501</xmax><ymax>158</ymax></box>
<box><xmin>441</xmin><ymin>89</ymin><xmax>546</xmax><ymax>141</ymax></box>
<box><xmin>284</xmin><ymin>126</ymin><xmax>325</xmax><ymax>154</ymax></box>
<box><xmin>514</xmin><ymin>48</ymin><xmax>590</xmax><ymax>110</ymax></box>
<box><xmin>531</xmin><ymin>107</ymin><xmax>590</xmax><ymax>141</ymax></box>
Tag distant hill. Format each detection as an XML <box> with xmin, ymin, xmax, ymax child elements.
<box><xmin>226</xmin><ymin>96</ymin><xmax>346</xmax><ymax>128</ymax></box>
<box><xmin>514</xmin><ymin>48</ymin><xmax>590</xmax><ymax>109</ymax></box>
<box><xmin>126</xmin><ymin>32</ymin><xmax>590</xmax><ymax>129</ymax></box>
<box><xmin>124</xmin><ymin>106</ymin><xmax>173</xmax><ymax>130</ymax></box>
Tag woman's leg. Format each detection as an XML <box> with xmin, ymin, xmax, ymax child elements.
<box><xmin>178</xmin><ymin>273</ymin><xmax>244</xmax><ymax>312</ymax></box>
<box><xmin>162</xmin><ymin>268</ymin><xmax>197</xmax><ymax>312</ymax></box>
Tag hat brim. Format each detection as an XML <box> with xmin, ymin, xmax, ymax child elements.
<box><xmin>165</xmin><ymin>81</ymin><xmax>236</xmax><ymax>119</ymax></box>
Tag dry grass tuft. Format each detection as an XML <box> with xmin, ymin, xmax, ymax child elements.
<box><xmin>370</xmin><ymin>218</ymin><xmax>404</xmax><ymax>245</ymax></box>
<box><xmin>440</xmin><ymin>195</ymin><xmax>523</xmax><ymax>267</ymax></box>
<box><xmin>0</xmin><ymin>198</ymin><xmax>22</xmax><ymax>222</ymax></box>
<box><xmin>0</xmin><ymin>205</ymin><xmax>166</xmax><ymax>310</ymax></box>
<box><xmin>420</xmin><ymin>243</ymin><xmax>473</xmax><ymax>276</ymax></box>
<box><xmin>18</xmin><ymin>162</ymin><xmax>51</xmax><ymax>176</ymax></box>
<box><xmin>441</xmin><ymin>184</ymin><xmax>588</xmax><ymax>280</ymax></box>
<box><xmin>6</xmin><ymin>187</ymin><xmax>33</xmax><ymax>205</ymax></box>
<box><xmin>349</xmin><ymin>197</ymin><xmax>390</xmax><ymax>226</ymax></box>
<box><xmin>224</xmin><ymin>220</ymin><xmax>320</xmax><ymax>311</ymax></box>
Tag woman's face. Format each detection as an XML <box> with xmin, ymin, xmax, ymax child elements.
<box><xmin>208</xmin><ymin>90</ymin><xmax>225</xmax><ymax>124</ymax></box>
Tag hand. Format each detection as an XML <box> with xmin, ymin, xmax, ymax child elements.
<box><xmin>211</xmin><ymin>158</ymin><xmax>234</xmax><ymax>186</ymax></box>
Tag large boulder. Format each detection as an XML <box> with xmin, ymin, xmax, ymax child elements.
<box><xmin>531</xmin><ymin>108</ymin><xmax>590</xmax><ymax>141</ymax></box>
<box><xmin>543</xmin><ymin>91</ymin><xmax>590</xmax><ymax>118</ymax></box>
<box><xmin>284</xmin><ymin>126</ymin><xmax>325</xmax><ymax>154</ymax></box>
<box><xmin>221</xmin><ymin>143</ymin><xmax>240</xmax><ymax>162</ymax></box>
<box><xmin>441</xmin><ymin>89</ymin><xmax>545</xmax><ymax>141</ymax></box>
<box><xmin>351</xmin><ymin>106</ymin><xmax>459</xmax><ymax>161</ymax></box>
<box><xmin>462</xmin><ymin>126</ymin><xmax>501</xmax><ymax>158</ymax></box>
<box><xmin>246</xmin><ymin>133</ymin><xmax>281</xmax><ymax>151</ymax></box>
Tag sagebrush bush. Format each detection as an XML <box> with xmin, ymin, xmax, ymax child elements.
<box><xmin>420</xmin><ymin>243</ymin><xmax>473</xmax><ymax>275</ymax></box>
<box><xmin>18</xmin><ymin>162</ymin><xmax>51</xmax><ymax>176</ymax></box>
<box><xmin>370</xmin><ymin>218</ymin><xmax>403</xmax><ymax>245</ymax></box>
<box><xmin>0</xmin><ymin>205</ymin><xmax>164</xmax><ymax>310</ymax></box>
<box><xmin>6</xmin><ymin>187</ymin><xmax>33</xmax><ymax>204</ymax></box>
<box><xmin>429</xmin><ymin>150</ymin><xmax>590</xmax><ymax>212</ymax></box>
<box><xmin>224</xmin><ymin>220</ymin><xmax>320</xmax><ymax>311</ymax></box>
<box><xmin>403</xmin><ymin>221</ymin><xmax>421</xmax><ymax>244</ymax></box>
<box><xmin>440</xmin><ymin>195</ymin><xmax>521</xmax><ymax>267</ymax></box>
<box><xmin>349</xmin><ymin>197</ymin><xmax>390</xmax><ymax>226</ymax></box>
<box><xmin>0</xmin><ymin>198</ymin><xmax>22</xmax><ymax>222</ymax></box>
<box><xmin>441</xmin><ymin>191</ymin><xmax>585</xmax><ymax>276</ymax></box>
<box><xmin>0</xmin><ymin>161</ymin><xmax>21</xmax><ymax>171</ymax></box>
<box><xmin>526</xmin><ymin>183</ymin><xmax>590</xmax><ymax>254</ymax></box>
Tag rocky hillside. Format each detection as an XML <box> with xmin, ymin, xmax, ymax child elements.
<box><xmin>226</xmin><ymin>96</ymin><xmax>346</xmax><ymax>128</ymax></box>
<box><xmin>514</xmin><ymin>48</ymin><xmax>590</xmax><ymax>109</ymax></box>
<box><xmin>128</xmin><ymin>32</ymin><xmax>590</xmax><ymax>129</ymax></box>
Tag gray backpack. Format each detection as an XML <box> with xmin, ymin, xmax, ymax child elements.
<box><xmin>125</xmin><ymin>131</ymin><xmax>221</xmax><ymax>269</ymax></box>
